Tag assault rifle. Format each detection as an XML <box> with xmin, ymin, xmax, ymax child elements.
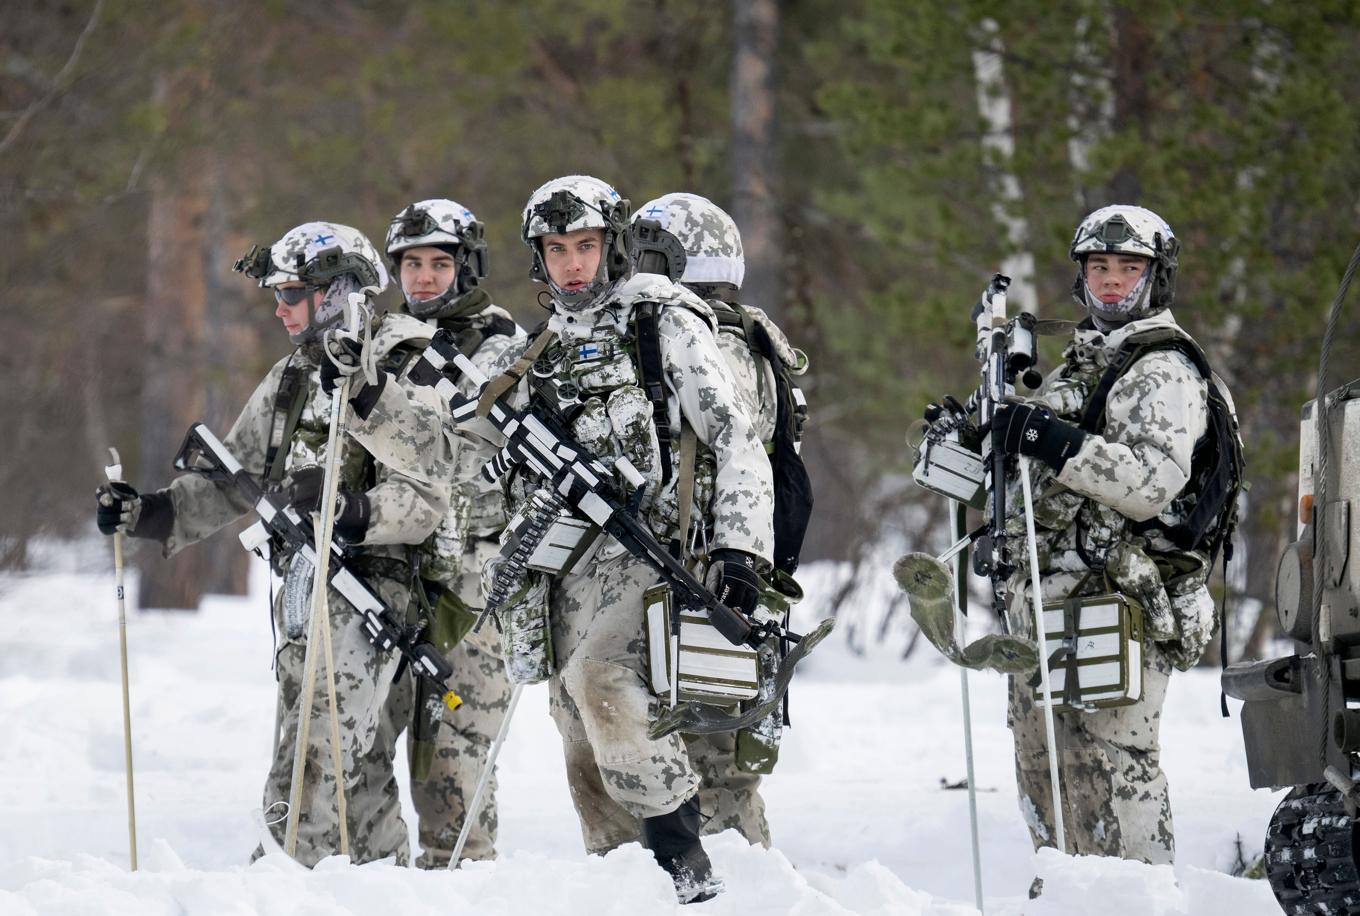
<box><xmin>172</xmin><ymin>423</ymin><xmax>459</xmax><ymax>708</ymax></box>
<box><xmin>409</xmin><ymin>329</ymin><xmax>834</xmax><ymax>734</ymax></box>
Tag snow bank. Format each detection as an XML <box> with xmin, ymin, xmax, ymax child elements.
<box><xmin>0</xmin><ymin>556</ymin><xmax>1284</xmax><ymax>914</ymax></box>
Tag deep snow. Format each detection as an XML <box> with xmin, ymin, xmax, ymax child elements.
<box><xmin>0</xmin><ymin>551</ymin><xmax>1285</xmax><ymax>915</ymax></box>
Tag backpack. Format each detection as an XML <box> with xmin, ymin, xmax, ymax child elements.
<box><xmin>1078</xmin><ymin>327</ymin><xmax>1246</xmax><ymax>566</ymax></box>
<box><xmin>633</xmin><ymin>299</ymin><xmax>814</xmax><ymax>576</ymax></box>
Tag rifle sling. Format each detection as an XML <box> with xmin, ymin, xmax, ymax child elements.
<box><xmin>477</xmin><ymin>329</ymin><xmax>555</xmax><ymax>419</ymax></box>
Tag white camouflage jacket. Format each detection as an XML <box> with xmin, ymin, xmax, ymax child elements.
<box><xmin>156</xmin><ymin>313</ymin><xmax>453</xmax><ymax>565</ymax></box>
<box><xmin>498</xmin><ymin>274</ymin><xmax>775</xmax><ymax>566</ymax></box>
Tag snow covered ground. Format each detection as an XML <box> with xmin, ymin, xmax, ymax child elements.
<box><xmin>0</xmin><ymin>551</ymin><xmax>1284</xmax><ymax>914</ymax></box>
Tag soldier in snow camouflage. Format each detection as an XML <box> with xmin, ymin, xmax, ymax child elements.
<box><xmin>96</xmin><ymin>222</ymin><xmax>454</xmax><ymax>866</ymax></box>
<box><xmin>481</xmin><ymin>176</ymin><xmax>773</xmax><ymax>902</ymax></box>
<box><xmin>377</xmin><ymin>199</ymin><xmax>525</xmax><ymax>867</ymax></box>
<box><xmin>990</xmin><ymin>205</ymin><xmax>1233</xmax><ymax>866</ymax></box>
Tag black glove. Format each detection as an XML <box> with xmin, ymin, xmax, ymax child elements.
<box><xmin>96</xmin><ymin>481</ymin><xmax>140</xmax><ymax>535</ymax></box>
<box><xmin>705</xmin><ymin>548</ymin><xmax>762</xmax><ymax>616</ymax></box>
<box><xmin>319</xmin><ymin>332</ymin><xmax>363</xmax><ymax>396</ymax></box>
<box><xmin>95</xmin><ymin>482</ymin><xmax>174</xmax><ymax>540</ymax></box>
<box><xmin>991</xmin><ymin>401</ymin><xmax>1087</xmax><ymax>472</ymax></box>
<box><xmin>281</xmin><ymin>467</ymin><xmax>370</xmax><ymax>545</ymax></box>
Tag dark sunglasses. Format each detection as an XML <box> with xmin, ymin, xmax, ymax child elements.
<box><xmin>273</xmin><ymin>285</ymin><xmax>320</xmax><ymax>306</ymax></box>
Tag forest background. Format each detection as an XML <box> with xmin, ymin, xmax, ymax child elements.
<box><xmin>5</xmin><ymin>0</ymin><xmax>1359</xmax><ymax>663</ymax></box>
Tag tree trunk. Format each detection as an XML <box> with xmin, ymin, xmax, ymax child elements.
<box><xmin>730</xmin><ymin>0</ymin><xmax>782</xmax><ymax>318</ymax></box>
<box><xmin>136</xmin><ymin>75</ymin><xmax>249</xmax><ymax>608</ymax></box>
<box><xmin>971</xmin><ymin>18</ymin><xmax>1038</xmax><ymax>315</ymax></box>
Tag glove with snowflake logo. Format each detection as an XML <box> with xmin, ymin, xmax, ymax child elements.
<box><xmin>990</xmin><ymin>400</ymin><xmax>1087</xmax><ymax>472</ymax></box>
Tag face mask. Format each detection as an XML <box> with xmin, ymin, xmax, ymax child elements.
<box><xmin>1083</xmin><ymin>270</ymin><xmax>1153</xmax><ymax>325</ymax></box>
<box><xmin>289</xmin><ymin>273</ymin><xmax>360</xmax><ymax>345</ymax></box>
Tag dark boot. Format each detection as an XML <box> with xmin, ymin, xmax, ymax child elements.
<box><xmin>642</xmin><ymin>795</ymin><xmax>724</xmax><ymax>904</ymax></box>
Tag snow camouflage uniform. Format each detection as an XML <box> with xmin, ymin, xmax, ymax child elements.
<box><xmin>390</xmin><ymin>310</ymin><xmax>525</xmax><ymax>867</ymax></box>
<box><xmin>378</xmin><ymin>199</ymin><xmax>525</xmax><ymax>867</ymax></box>
<box><xmin>488</xmin><ymin>181</ymin><xmax>773</xmax><ymax>863</ymax></box>
<box><xmin>572</xmin><ymin>190</ymin><xmax>812</xmax><ymax>851</ymax></box>
<box><xmin>1004</xmin><ymin>207</ymin><xmax>1233</xmax><ymax>866</ymax></box>
<box><xmin>140</xmin><ymin>313</ymin><xmax>452</xmax><ymax>866</ymax></box>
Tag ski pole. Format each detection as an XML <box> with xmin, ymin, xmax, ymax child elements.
<box><xmin>1019</xmin><ymin>457</ymin><xmax>1066</xmax><ymax>852</ymax></box>
<box><xmin>949</xmin><ymin>499</ymin><xmax>984</xmax><ymax>912</ymax></box>
<box><xmin>448</xmin><ymin>684</ymin><xmax>522</xmax><ymax>869</ymax></box>
<box><xmin>104</xmin><ymin>448</ymin><xmax>139</xmax><ymax>871</ymax></box>
<box><xmin>284</xmin><ymin>371</ymin><xmax>353</xmax><ymax>858</ymax></box>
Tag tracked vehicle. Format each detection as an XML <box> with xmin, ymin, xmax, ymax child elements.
<box><xmin>1223</xmin><ymin>379</ymin><xmax>1360</xmax><ymax>914</ymax></box>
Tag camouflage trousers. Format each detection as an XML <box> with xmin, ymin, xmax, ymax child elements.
<box><xmin>383</xmin><ymin>622</ymin><xmax>513</xmax><ymax>867</ymax></box>
<box><xmin>550</xmin><ymin>678</ymin><xmax>771</xmax><ymax>853</ymax></box>
<box><xmin>546</xmin><ymin>551</ymin><xmax>701</xmax><ymax>830</ymax></box>
<box><xmin>1007</xmin><ymin>573</ymin><xmax>1177</xmax><ymax>865</ymax></box>
<box><xmin>259</xmin><ymin>577</ymin><xmax>410</xmax><ymax>867</ymax></box>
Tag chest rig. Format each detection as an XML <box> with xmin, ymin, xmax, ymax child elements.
<box><xmin>261</xmin><ymin>342</ymin><xmax>422</xmax><ymax>569</ymax></box>
<box><xmin>515</xmin><ymin>302</ymin><xmax>716</xmax><ymax>562</ymax></box>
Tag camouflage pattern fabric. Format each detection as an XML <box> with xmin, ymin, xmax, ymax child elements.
<box><xmin>383</xmin><ymin>624</ymin><xmax>513</xmax><ymax>866</ymax></box>
<box><xmin>1008</xmin><ymin>568</ymin><xmax>1177</xmax><ymax>865</ymax></box>
<box><xmin>404</xmin><ymin>303</ymin><xmax>525</xmax><ymax>865</ymax></box>
<box><xmin>478</xmin><ymin>273</ymin><xmax>772</xmax><ymax>845</ymax></box>
<box><xmin>549</xmin><ymin>678</ymin><xmax>771</xmax><ymax>853</ymax></box>
<box><xmin>259</xmin><ymin>575</ymin><xmax>412</xmax><ymax>866</ymax></box>
<box><xmin>148</xmin><ymin>315</ymin><xmax>452</xmax><ymax>865</ymax></box>
<box><xmin>683</xmin><ymin>729</ymin><xmax>771</xmax><ymax>847</ymax></box>
<box><xmin>548</xmin><ymin>552</ymin><xmax>702</xmax><ymax>819</ymax></box>
<box><xmin>999</xmin><ymin>309</ymin><xmax>1221</xmax><ymax>865</ymax></box>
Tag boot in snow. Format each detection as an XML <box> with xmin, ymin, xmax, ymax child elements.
<box><xmin>643</xmin><ymin>795</ymin><xmax>724</xmax><ymax>904</ymax></box>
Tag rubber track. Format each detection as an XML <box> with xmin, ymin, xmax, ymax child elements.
<box><xmin>1266</xmin><ymin>785</ymin><xmax>1360</xmax><ymax>914</ymax></box>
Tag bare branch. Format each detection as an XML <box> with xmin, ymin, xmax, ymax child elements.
<box><xmin>0</xmin><ymin>0</ymin><xmax>105</xmax><ymax>158</ymax></box>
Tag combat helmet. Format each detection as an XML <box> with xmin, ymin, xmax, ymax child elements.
<box><xmin>521</xmin><ymin>175</ymin><xmax>631</xmax><ymax>310</ymax></box>
<box><xmin>1069</xmin><ymin>204</ymin><xmax>1179</xmax><ymax>323</ymax></box>
<box><xmin>234</xmin><ymin>222</ymin><xmax>388</xmax><ymax>345</ymax></box>
<box><xmin>631</xmin><ymin>193</ymin><xmax>745</xmax><ymax>298</ymax></box>
<box><xmin>385</xmin><ymin>199</ymin><xmax>489</xmax><ymax>319</ymax></box>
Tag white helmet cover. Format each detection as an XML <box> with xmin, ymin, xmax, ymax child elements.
<box><xmin>633</xmin><ymin>192</ymin><xmax>745</xmax><ymax>289</ymax></box>
<box><xmin>385</xmin><ymin>198</ymin><xmax>489</xmax><ymax>315</ymax></box>
<box><xmin>521</xmin><ymin>175</ymin><xmax>631</xmax><ymax>309</ymax></box>
<box><xmin>1069</xmin><ymin>204</ymin><xmax>1179</xmax><ymax>320</ymax></box>
<box><xmin>233</xmin><ymin>221</ymin><xmax>387</xmax><ymax>344</ymax></box>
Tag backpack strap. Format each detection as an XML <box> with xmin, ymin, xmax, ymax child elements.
<box><xmin>439</xmin><ymin>313</ymin><xmax>519</xmax><ymax>385</ymax></box>
<box><xmin>1078</xmin><ymin>328</ymin><xmax>1211</xmax><ymax>434</ymax></box>
<box><xmin>265</xmin><ymin>353</ymin><xmax>309</xmax><ymax>483</ymax></box>
<box><xmin>632</xmin><ymin>301</ymin><xmax>674</xmax><ymax>485</ymax></box>
<box><xmin>674</xmin><ymin>422</ymin><xmax>698</xmax><ymax>561</ymax></box>
<box><xmin>746</xmin><ymin>317</ymin><xmax>814</xmax><ymax>574</ymax></box>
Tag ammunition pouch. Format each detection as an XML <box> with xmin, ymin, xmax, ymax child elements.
<box><xmin>484</xmin><ymin>559</ymin><xmax>554</xmax><ymax>685</ymax></box>
<box><xmin>1031</xmin><ymin>591</ymin><xmax>1145</xmax><ymax>711</ymax></box>
<box><xmin>645</xmin><ymin>583</ymin><xmax>760</xmax><ymax>706</ymax></box>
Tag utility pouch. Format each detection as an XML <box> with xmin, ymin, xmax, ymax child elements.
<box><xmin>1033</xmin><ymin>592</ymin><xmax>1145</xmax><ymax>711</ymax></box>
<box><xmin>501</xmin><ymin>489</ymin><xmax>602</xmax><ymax>576</ymax></box>
<box><xmin>734</xmin><ymin>571</ymin><xmax>803</xmax><ymax>773</ymax></box>
<box><xmin>645</xmin><ymin>583</ymin><xmax>760</xmax><ymax>706</ymax></box>
<box><xmin>495</xmin><ymin>567</ymin><xmax>554</xmax><ymax>685</ymax></box>
<box><xmin>735</xmin><ymin>642</ymin><xmax>782</xmax><ymax>773</ymax></box>
<box><xmin>428</xmin><ymin>587</ymin><xmax>480</xmax><ymax>655</ymax></box>
<box><xmin>410</xmin><ymin>674</ymin><xmax>446</xmax><ymax>782</ymax></box>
